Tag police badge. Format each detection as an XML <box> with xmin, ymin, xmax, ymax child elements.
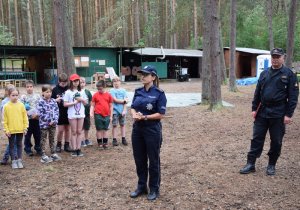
<box><xmin>146</xmin><ymin>103</ymin><xmax>153</xmax><ymax>110</ymax></box>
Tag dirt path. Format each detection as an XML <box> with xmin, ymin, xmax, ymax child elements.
<box><xmin>0</xmin><ymin>79</ymin><xmax>299</xmax><ymax>209</ymax></box>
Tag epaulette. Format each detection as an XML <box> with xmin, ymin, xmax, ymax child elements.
<box><xmin>155</xmin><ymin>87</ymin><xmax>165</xmax><ymax>93</ymax></box>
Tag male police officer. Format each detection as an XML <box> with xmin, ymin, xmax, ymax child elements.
<box><xmin>240</xmin><ymin>48</ymin><xmax>299</xmax><ymax>176</ymax></box>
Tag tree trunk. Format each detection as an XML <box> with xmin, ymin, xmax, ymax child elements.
<box><xmin>201</xmin><ymin>0</ymin><xmax>211</xmax><ymax>104</ymax></box>
<box><xmin>165</xmin><ymin>0</ymin><xmax>169</xmax><ymax>47</ymax></box>
<box><xmin>122</xmin><ymin>0</ymin><xmax>128</xmax><ymax>46</ymax></box>
<box><xmin>229</xmin><ymin>0</ymin><xmax>237</xmax><ymax>92</ymax></box>
<box><xmin>37</xmin><ymin>0</ymin><xmax>45</xmax><ymax>46</ymax></box>
<box><xmin>134</xmin><ymin>0</ymin><xmax>140</xmax><ymax>42</ymax></box>
<box><xmin>130</xmin><ymin>3</ymin><xmax>135</xmax><ymax>45</ymax></box>
<box><xmin>219</xmin><ymin>27</ymin><xmax>227</xmax><ymax>84</ymax></box>
<box><xmin>209</xmin><ymin>0</ymin><xmax>222</xmax><ymax>109</ymax></box>
<box><xmin>18</xmin><ymin>1</ymin><xmax>25</xmax><ymax>45</ymax></box>
<box><xmin>0</xmin><ymin>0</ymin><xmax>3</xmax><ymax>26</ymax></box>
<box><xmin>73</xmin><ymin>0</ymin><xmax>84</xmax><ymax>46</ymax></box>
<box><xmin>144</xmin><ymin>0</ymin><xmax>149</xmax><ymax>46</ymax></box>
<box><xmin>266</xmin><ymin>0</ymin><xmax>274</xmax><ymax>50</ymax></box>
<box><xmin>95</xmin><ymin>0</ymin><xmax>99</xmax><ymax>39</ymax></box>
<box><xmin>27</xmin><ymin>0</ymin><xmax>34</xmax><ymax>45</ymax></box>
<box><xmin>194</xmin><ymin>0</ymin><xmax>198</xmax><ymax>49</ymax></box>
<box><xmin>218</xmin><ymin>0</ymin><xmax>226</xmax><ymax>84</ymax></box>
<box><xmin>13</xmin><ymin>0</ymin><xmax>20</xmax><ymax>45</ymax></box>
<box><xmin>53</xmin><ymin>0</ymin><xmax>75</xmax><ymax>76</ymax></box>
<box><xmin>7</xmin><ymin>0</ymin><xmax>11</xmax><ymax>32</ymax></box>
<box><xmin>285</xmin><ymin>0</ymin><xmax>298</xmax><ymax>69</ymax></box>
<box><xmin>171</xmin><ymin>0</ymin><xmax>177</xmax><ymax>49</ymax></box>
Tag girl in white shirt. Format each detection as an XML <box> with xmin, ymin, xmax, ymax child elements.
<box><xmin>63</xmin><ymin>74</ymin><xmax>87</xmax><ymax>157</ymax></box>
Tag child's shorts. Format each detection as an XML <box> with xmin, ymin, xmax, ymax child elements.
<box><xmin>112</xmin><ymin>114</ymin><xmax>126</xmax><ymax>126</ymax></box>
<box><xmin>83</xmin><ymin>116</ymin><xmax>91</xmax><ymax>130</ymax></box>
<box><xmin>94</xmin><ymin>114</ymin><xmax>110</xmax><ymax>131</ymax></box>
<box><xmin>58</xmin><ymin>113</ymin><xmax>69</xmax><ymax>125</ymax></box>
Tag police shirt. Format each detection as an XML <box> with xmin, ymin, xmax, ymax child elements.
<box><xmin>252</xmin><ymin>65</ymin><xmax>299</xmax><ymax>118</ymax></box>
<box><xmin>131</xmin><ymin>85</ymin><xmax>167</xmax><ymax>117</ymax></box>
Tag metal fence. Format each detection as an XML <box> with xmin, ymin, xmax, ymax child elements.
<box><xmin>0</xmin><ymin>72</ymin><xmax>37</xmax><ymax>84</ymax></box>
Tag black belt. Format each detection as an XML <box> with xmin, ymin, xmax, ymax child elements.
<box><xmin>135</xmin><ymin>120</ymin><xmax>161</xmax><ymax>126</ymax></box>
<box><xmin>262</xmin><ymin>100</ymin><xmax>286</xmax><ymax>107</ymax></box>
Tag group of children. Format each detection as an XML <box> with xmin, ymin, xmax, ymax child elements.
<box><xmin>0</xmin><ymin>73</ymin><xmax>128</xmax><ymax>169</ymax></box>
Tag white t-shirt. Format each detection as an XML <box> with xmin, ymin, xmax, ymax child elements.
<box><xmin>63</xmin><ymin>89</ymin><xmax>87</xmax><ymax>119</ymax></box>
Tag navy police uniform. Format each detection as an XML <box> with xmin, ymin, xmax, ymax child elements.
<box><xmin>248</xmin><ymin>64</ymin><xmax>299</xmax><ymax>166</ymax></box>
<box><xmin>131</xmin><ymin>84</ymin><xmax>167</xmax><ymax>196</ymax></box>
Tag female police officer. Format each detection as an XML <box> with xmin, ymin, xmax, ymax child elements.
<box><xmin>129</xmin><ymin>65</ymin><xmax>167</xmax><ymax>201</ymax></box>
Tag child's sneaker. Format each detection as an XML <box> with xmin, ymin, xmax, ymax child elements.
<box><xmin>41</xmin><ymin>155</ymin><xmax>53</xmax><ymax>163</ymax></box>
<box><xmin>97</xmin><ymin>139</ymin><xmax>103</xmax><ymax>148</ymax></box>
<box><xmin>64</xmin><ymin>143</ymin><xmax>73</xmax><ymax>152</ymax></box>
<box><xmin>81</xmin><ymin>141</ymin><xmax>87</xmax><ymax>147</ymax></box>
<box><xmin>11</xmin><ymin>160</ymin><xmax>18</xmax><ymax>169</ymax></box>
<box><xmin>17</xmin><ymin>159</ymin><xmax>24</xmax><ymax>169</ymax></box>
<box><xmin>56</xmin><ymin>144</ymin><xmax>62</xmax><ymax>153</ymax></box>
<box><xmin>0</xmin><ymin>159</ymin><xmax>9</xmax><ymax>165</ymax></box>
<box><xmin>112</xmin><ymin>139</ymin><xmax>119</xmax><ymax>146</ymax></box>
<box><xmin>122</xmin><ymin>138</ymin><xmax>128</xmax><ymax>146</ymax></box>
<box><xmin>51</xmin><ymin>154</ymin><xmax>62</xmax><ymax>161</ymax></box>
<box><xmin>26</xmin><ymin>151</ymin><xmax>34</xmax><ymax>157</ymax></box>
<box><xmin>77</xmin><ymin>150</ymin><xmax>84</xmax><ymax>157</ymax></box>
<box><xmin>103</xmin><ymin>143</ymin><xmax>108</xmax><ymax>149</ymax></box>
<box><xmin>85</xmin><ymin>139</ymin><xmax>93</xmax><ymax>146</ymax></box>
<box><xmin>71</xmin><ymin>151</ymin><xmax>78</xmax><ymax>157</ymax></box>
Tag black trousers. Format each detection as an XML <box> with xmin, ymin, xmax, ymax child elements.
<box><xmin>247</xmin><ymin>116</ymin><xmax>285</xmax><ymax>165</ymax></box>
<box><xmin>131</xmin><ymin>121</ymin><xmax>162</xmax><ymax>193</ymax></box>
<box><xmin>24</xmin><ymin>119</ymin><xmax>41</xmax><ymax>153</ymax></box>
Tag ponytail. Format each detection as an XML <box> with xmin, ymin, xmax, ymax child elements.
<box><xmin>153</xmin><ymin>75</ymin><xmax>160</xmax><ymax>88</ymax></box>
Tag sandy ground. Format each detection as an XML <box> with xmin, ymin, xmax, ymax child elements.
<box><xmin>0</xmin><ymin>79</ymin><xmax>299</xmax><ymax>210</ymax></box>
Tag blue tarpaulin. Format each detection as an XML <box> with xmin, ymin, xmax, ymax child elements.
<box><xmin>236</xmin><ymin>77</ymin><xmax>258</xmax><ymax>86</ymax></box>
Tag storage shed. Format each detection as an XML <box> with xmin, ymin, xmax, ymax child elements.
<box><xmin>224</xmin><ymin>47</ymin><xmax>270</xmax><ymax>78</ymax></box>
<box><xmin>132</xmin><ymin>47</ymin><xmax>202</xmax><ymax>79</ymax></box>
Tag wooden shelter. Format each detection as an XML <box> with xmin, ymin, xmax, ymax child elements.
<box><xmin>131</xmin><ymin>48</ymin><xmax>203</xmax><ymax>80</ymax></box>
<box><xmin>224</xmin><ymin>47</ymin><xmax>270</xmax><ymax>78</ymax></box>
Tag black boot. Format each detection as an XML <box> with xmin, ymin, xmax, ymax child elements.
<box><xmin>240</xmin><ymin>157</ymin><xmax>256</xmax><ymax>174</ymax></box>
<box><xmin>266</xmin><ymin>157</ymin><xmax>278</xmax><ymax>176</ymax></box>
<box><xmin>266</xmin><ymin>165</ymin><xmax>276</xmax><ymax>175</ymax></box>
<box><xmin>130</xmin><ymin>187</ymin><xmax>148</xmax><ymax>198</ymax></box>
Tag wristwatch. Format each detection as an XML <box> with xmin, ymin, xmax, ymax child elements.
<box><xmin>144</xmin><ymin>115</ymin><xmax>148</xmax><ymax>121</ymax></box>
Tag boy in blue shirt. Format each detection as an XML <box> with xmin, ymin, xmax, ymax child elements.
<box><xmin>109</xmin><ymin>77</ymin><xmax>128</xmax><ymax>146</ymax></box>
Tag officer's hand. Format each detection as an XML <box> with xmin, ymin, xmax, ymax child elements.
<box><xmin>132</xmin><ymin>112</ymin><xmax>142</xmax><ymax>121</ymax></box>
<box><xmin>251</xmin><ymin>111</ymin><xmax>257</xmax><ymax>119</ymax></box>
<box><xmin>284</xmin><ymin>116</ymin><xmax>292</xmax><ymax>124</ymax></box>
